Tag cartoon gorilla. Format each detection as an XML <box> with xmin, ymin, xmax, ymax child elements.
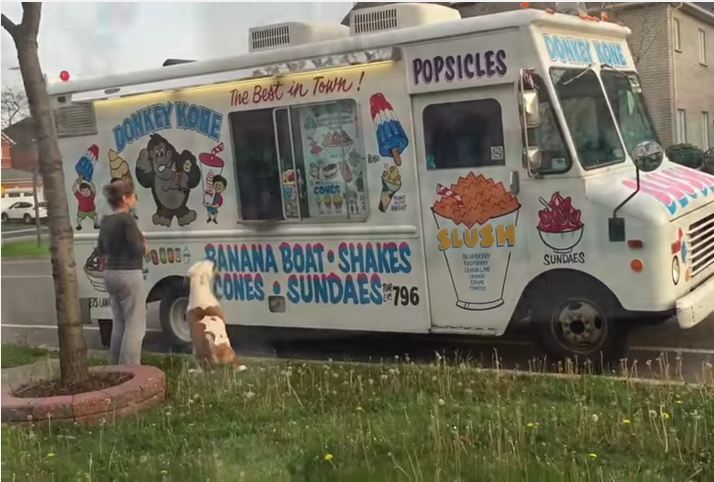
<box><xmin>135</xmin><ymin>133</ymin><xmax>201</xmax><ymax>227</ymax></box>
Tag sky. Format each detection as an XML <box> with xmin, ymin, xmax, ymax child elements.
<box><xmin>1</xmin><ymin>2</ymin><xmax>352</xmax><ymax>92</ymax></box>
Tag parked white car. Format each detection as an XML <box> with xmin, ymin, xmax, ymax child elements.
<box><xmin>1</xmin><ymin>201</ymin><xmax>48</xmax><ymax>224</ymax></box>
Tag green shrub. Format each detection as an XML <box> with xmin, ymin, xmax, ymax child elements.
<box><xmin>665</xmin><ymin>143</ymin><xmax>704</xmax><ymax>169</ymax></box>
<box><xmin>702</xmin><ymin>148</ymin><xmax>714</xmax><ymax>174</ymax></box>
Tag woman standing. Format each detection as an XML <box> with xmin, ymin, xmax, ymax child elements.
<box><xmin>97</xmin><ymin>180</ymin><xmax>146</xmax><ymax>365</ymax></box>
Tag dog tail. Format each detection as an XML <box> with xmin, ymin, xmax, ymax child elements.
<box><xmin>232</xmin><ymin>358</ymin><xmax>247</xmax><ymax>372</ymax></box>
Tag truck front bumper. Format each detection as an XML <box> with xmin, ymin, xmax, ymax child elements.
<box><xmin>676</xmin><ymin>274</ymin><xmax>714</xmax><ymax>329</ymax></box>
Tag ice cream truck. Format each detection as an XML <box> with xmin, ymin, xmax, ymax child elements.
<box><xmin>50</xmin><ymin>4</ymin><xmax>714</xmax><ymax>362</ymax></box>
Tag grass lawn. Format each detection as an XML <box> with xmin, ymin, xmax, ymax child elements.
<box><xmin>1</xmin><ymin>239</ymin><xmax>49</xmax><ymax>259</ymax></box>
<box><xmin>2</xmin><ymin>354</ymin><xmax>713</xmax><ymax>481</ymax></box>
<box><xmin>0</xmin><ymin>344</ymin><xmax>54</xmax><ymax>369</ymax></box>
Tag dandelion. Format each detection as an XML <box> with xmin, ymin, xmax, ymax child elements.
<box><xmin>465</xmin><ymin>388</ymin><xmax>473</xmax><ymax>395</ymax></box>
<box><xmin>431</xmin><ymin>376</ymin><xmax>438</xmax><ymax>382</ymax></box>
<box><xmin>527</xmin><ymin>422</ymin><xmax>535</xmax><ymax>428</ymax></box>
<box><xmin>588</xmin><ymin>453</ymin><xmax>598</xmax><ymax>460</ymax></box>
<box><xmin>438</xmin><ymin>398</ymin><xmax>446</xmax><ymax>406</ymax></box>
<box><xmin>622</xmin><ymin>419</ymin><xmax>632</xmax><ymax>425</ymax></box>
<box><xmin>245</xmin><ymin>391</ymin><xmax>256</xmax><ymax>400</ymax></box>
<box><xmin>675</xmin><ymin>400</ymin><xmax>683</xmax><ymax>405</ymax></box>
<box><xmin>46</xmin><ymin>453</ymin><xmax>56</xmax><ymax>458</ymax></box>
<box><xmin>661</xmin><ymin>411</ymin><xmax>670</xmax><ymax>420</ymax></box>
<box><xmin>324</xmin><ymin>453</ymin><xmax>334</xmax><ymax>462</ymax></box>
<box><xmin>591</xmin><ymin>414</ymin><xmax>599</xmax><ymax>423</ymax></box>
<box><xmin>356</xmin><ymin>406</ymin><xmax>363</xmax><ymax>412</ymax></box>
<box><xmin>160</xmin><ymin>469</ymin><xmax>168</xmax><ymax>475</ymax></box>
<box><xmin>380</xmin><ymin>374</ymin><xmax>388</xmax><ymax>381</ymax></box>
<box><xmin>648</xmin><ymin>409</ymin><xmax>657</xmax><ymax>418</ymax></box>
<box><xmin>333</xmin><ymin>372</ymin><xmax>339</xmax><ymax>379</ymax></box>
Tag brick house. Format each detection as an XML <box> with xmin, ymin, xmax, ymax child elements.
<box><xmin>345</xmin><ymin>2</ymin><xmax>714</xmax><ymax>150</ymax></box>
<box><xmin>1</xmin><ymin>118</ymin><xmax>43</xmax><ymax>198</ymax></box>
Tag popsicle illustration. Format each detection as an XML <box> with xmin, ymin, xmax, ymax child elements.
<box><xmin>75</xmin><ymin>144</ymin><xmax>99</xmax><ymax>181</ymax></box>
<box><xmin>370</xmin><ymin>93</ymin><xmax>408</xmax><ymax>166</ymax></box>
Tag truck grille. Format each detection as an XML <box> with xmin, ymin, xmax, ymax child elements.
<box><xmin>689</xmin><ymin>211</ymin><xmax>714</xmax><ymax>276</ymax></box>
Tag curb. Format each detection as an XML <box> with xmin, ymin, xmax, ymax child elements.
<box><xmin>1</xmin><ymin>365</ymin><xmax>166</xmax><ymax>425</ymax></box>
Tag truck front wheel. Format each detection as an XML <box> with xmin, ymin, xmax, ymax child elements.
<box><xmin>530</xmin><ymin>276</ymin><xmax>628</xmax><ymax>368</ymax></box>
<box><xmin>159</xmin><ymin>282</ymin><xmax>192</xmax><ymax>352</ymax></box>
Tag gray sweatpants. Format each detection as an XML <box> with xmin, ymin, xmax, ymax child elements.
<box><xmin>104</xmin><ymin>269</ymin><xmax>146</xmax><ymax>365</ymax></box>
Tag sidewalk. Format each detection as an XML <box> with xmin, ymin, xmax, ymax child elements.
<box><xmin>1</xmin><ymin>357</ymin><xmax>59</xmax><ymax>390</ymax></box>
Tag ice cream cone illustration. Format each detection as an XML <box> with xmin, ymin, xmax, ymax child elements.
<box><xmin>333</xmin><ymin>192</ymin><xmax>343</xmax><ymax>212</ymax></box>
<box><xmin>370</xmin><ymin>93</ymin><xmax>408</xmax><ymax>166</ymax></box>
<box><xmin>378</xmin><ymin>164</ymin><xmax>402</xmax><ymax>212</ymax></box>
<box><xmin>323</xmin><ymin>193</ymin><xmax>333</xmax><ymax>211</ymax></box>
<box><xmin>108</xmin><ymin>149</ymin><xmax>133</xmax><ymax>186</ymax></box>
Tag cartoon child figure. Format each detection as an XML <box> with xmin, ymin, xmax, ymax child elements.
<box><xmin>73</xmin><ymin>178</ymin><xmax>98</xmax><ymax>230</ymax></box>
<box><xmin>203</xmin><ymin>175</ymin><xmax>226</xmax><ymax>224</ymax></box>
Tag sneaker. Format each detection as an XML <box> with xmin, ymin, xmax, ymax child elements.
<box><xmin>76</xmin><ymin>225</ymin><xmax>82</xmax><ymax>231</ymax></box>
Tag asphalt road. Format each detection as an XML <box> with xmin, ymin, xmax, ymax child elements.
<box><xmin>2</xmin><ymin>259</ymin><xmax>713</xmax><ymax>383</ymax></box>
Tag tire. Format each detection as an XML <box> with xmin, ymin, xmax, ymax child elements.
<box><xmin>159</xmin><ymin>281</ymin><xmax>192</xmax><ymax>352</ymax></box>
<box><xmin>1</xmin><ymin>213</ymin><xmax>8</xmax><ymax>224</ymax></box>
<box><xmin>529</xmin><ymin>274</ymin><xmax>628</xmax><ymax>369</ymax></box>
<box><xmin>23</xmin><ymin>214</ymin><xmax>32</xmax><ymax>224</ymax></box>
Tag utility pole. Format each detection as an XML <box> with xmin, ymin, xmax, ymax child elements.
<box><xmin>32</xmin><ymin>167</ymin><xmax>40</xmax><ymax>246</ymax></box>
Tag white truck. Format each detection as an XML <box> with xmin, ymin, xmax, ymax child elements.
<box><xmin>50</xmin><ymin>4</ymin><xmax>714</xmax><ymax>362</ymax></box>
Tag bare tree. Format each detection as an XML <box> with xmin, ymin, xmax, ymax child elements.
<box><xmin>2</xmin><ymin>3</ymin><xmax>89</xmax><ymax>386</ymax></box>
<box><xmin>1</xmin><ymin>87</ymin><xmax>29</xmax><ymax>128</ymax></box>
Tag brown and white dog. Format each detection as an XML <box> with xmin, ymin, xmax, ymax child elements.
<box><xmin>186</xmin><ymin>260</ymin><xmax>246</xmax><ymax>372</ymax></box>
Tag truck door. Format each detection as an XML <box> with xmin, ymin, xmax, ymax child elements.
<box><xmin>413</xmin><ymin>85</ymin><xmax>523</xmax><ymax>334</ymax></box>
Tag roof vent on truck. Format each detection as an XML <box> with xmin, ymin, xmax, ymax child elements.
<box><xmin>249</xmin><ymin>22</ymin><xmax>349</xmax><ymax>52</ymax></box>
<box><xmin>349</xmin><ymin>3</ymin><xmax>461</xmax><ymax>35</ymax></box>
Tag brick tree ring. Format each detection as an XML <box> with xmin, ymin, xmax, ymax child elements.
<box><xmin>1</xmin><ymin>365</ymin><xmax>166</xmax><ymax>425</ymax></box>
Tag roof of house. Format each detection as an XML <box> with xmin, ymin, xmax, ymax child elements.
<box><xmin>1</xmin><ymin>132</ymin><xmax>15</xmax><ymax>145</ymax></box>
<box><xmin>1</xmin><ymin>167</ymin><xmax>36</xmax><ymax>182</ymax></box>
<box><xmin>2</xmin><ymin>117</ymin><xmax>36</xmax><ymax>147</ymax></box>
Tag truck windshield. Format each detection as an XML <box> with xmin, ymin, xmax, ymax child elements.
<box><xmin>550</xmin><ymin>68</ymin><xmax>625</xmax><ymax>169</ymax></box>
<box><xmin>601</xmin><ymin>70</ymin><xmax>659</xmax><ymax>154</ymax></box>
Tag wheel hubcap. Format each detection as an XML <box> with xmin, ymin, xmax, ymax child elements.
<box><xmin>553</xmin><ymin>299</ymin><xmax>606</xmax><ymax>352</ymax></box>
<box><xmin>169</xmin><ymin>296</ymin><xmax>191</xmax><ymax>343</ymax></box>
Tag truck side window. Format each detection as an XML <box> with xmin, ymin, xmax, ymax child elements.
<box><xmin>230</xmin><ymin>108</ymin><xmax>285</xmax><ymax>221</ymax></box>
<box><xmin>525</xmin><ymin>73</ymin><xmax>572</xmax><ymax>174</ymax></box>
<box><xmin>228</xmin><ymin>100</ymin><xmax>368</xmax><ymax>222</ymax></box>
<box><xmin>423</xmin><ymin>99</ymin><xmax>504</xmax><ymax>169</ymax></box>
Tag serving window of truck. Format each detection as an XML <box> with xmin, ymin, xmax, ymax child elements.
<box><xmin>229</xmin><ymin>99</ymin><xmax>368</xmax><ymax>222</ymax></box>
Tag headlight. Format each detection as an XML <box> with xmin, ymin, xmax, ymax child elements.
<box><xmin>671</xmin><ymin>256</ymin><xmax>681</xmax><ymax>285</ymax></box>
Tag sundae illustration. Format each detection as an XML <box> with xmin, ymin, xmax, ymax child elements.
<box><xmin>432</xmin><ymin>173</ymin><xmax>520</xmax><ymax>310</ymax></box>
<box><xmin>379</xmin><ymin>164</ymin><xmax>402</xmax><ymax>212</ymax></box>
<box><xmin>370</xmin><ymin>93</ymin><xmax>408</xmax><ymax>166</ymax></box>
<box><xmin>282</xmin><ymin>169</ymin><xmax>300</xmax><ymax>218</ymax></box>
<box><xmin>84</xmin><ymin>248</ymin><xmax>107</xmax><ymax>292</ymax></box>
<box><xmin>537</xmin><ymin>192</ymin><xmax>584</xmax><ymax>253</ymax></box>
<box><xmin>321</xmin><ymin>129</ymin><xmax>353</xmax><ymax>149</ymax></box>
<box><xmin>308</xmin><ymin>137</ymin><xmax>324</xmax><ymax>158</ymax></box>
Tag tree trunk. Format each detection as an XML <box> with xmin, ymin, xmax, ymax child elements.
<box><xmin>3</xmin><ymin>4</ymin><xmax>88</xmax><ymax>386</ymax></box>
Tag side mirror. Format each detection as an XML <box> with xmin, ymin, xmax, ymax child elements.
<box><xmin>521</xmin><ymin>91</ymin><xmax>541</xmax><ymax>128</ymax></box>
<box><xmin>631</xmin><ymin>140</ymin><xmax>664</xmax><ymax>172</ymax></box>
<box><xmin>527</xmin><ymin>147</ymin><xmax>543</xmax><ymax>172</ymax></box>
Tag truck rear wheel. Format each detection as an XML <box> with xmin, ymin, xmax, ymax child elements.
<box><xmin>530</xmin><ymin>275</ymin><xmax>628</xmax><ymax>369</ymax></box>
<box><xmin>159</xmin><ymin>282</ymin><xmax>192</xmax><ymax>352</ymax></box>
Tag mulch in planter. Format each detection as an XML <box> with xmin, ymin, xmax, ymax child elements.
<box><xmin>12</xmin><ymin>373</ymin><xmax>133</xmax><ymax>398</ymax></box>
